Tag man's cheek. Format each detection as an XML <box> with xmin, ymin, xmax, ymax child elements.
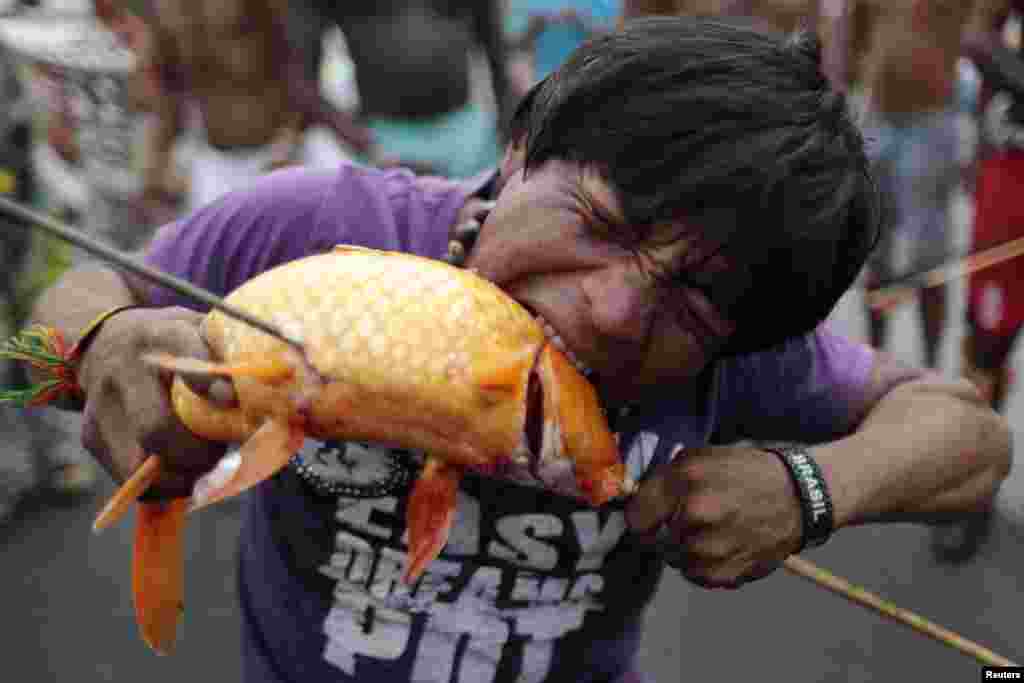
<box><xmin>641</xmin><ymin>325</ymin><xmax>705</xmax><ymax>382</ymax></box>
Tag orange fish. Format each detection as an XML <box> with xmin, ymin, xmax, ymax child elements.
<box><xmin>91</xmin><ymin>245</ymin><xmax>632</xmax><ymax>654</ymax></box>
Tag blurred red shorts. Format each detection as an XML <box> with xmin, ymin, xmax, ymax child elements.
<box><xmin>967</xmin><ymin>150</ymin><xmax>1024</xmax><ymax>339</ymax></box>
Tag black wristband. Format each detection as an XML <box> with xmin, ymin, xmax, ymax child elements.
<box><xmin>762</xmin><ymin>443</ymin><xmax>834</xmax><ymax>550</ymax></box>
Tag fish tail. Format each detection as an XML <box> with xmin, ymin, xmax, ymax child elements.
<box><xmin>133</xmin><ymin>498</ymin><xmax>188</xmax><ymax>655</ymax></box>
<box><xmin>403</xmin><ymin>456</ymin><xmax>462</xmax><ymax>584</ymax></box>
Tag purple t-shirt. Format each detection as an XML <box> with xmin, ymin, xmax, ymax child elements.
<box><xmin>145</xmin><ymin>162</ymin><xmax>874</xmax><ymax>683</ymax></box>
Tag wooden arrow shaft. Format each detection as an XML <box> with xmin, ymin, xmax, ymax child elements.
<box><xmin>0</xmin><ymin>195</ymin><xmax>305</xmax><ymax>351</ymax></box>
<box><xmin>784</xmin><ymin>556</ymin><xmax>1017</xmax><ymax>667</ymax></box>
<box><xmin>866</xmin><ymin>235</ymin><xmax>1024</xmax><ymax>313</ymax></box>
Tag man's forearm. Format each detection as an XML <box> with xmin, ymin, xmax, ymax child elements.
<box><xmin>30</xmin><ymin>264</ymin><xmax>144</xmax><ymax>345</ymax></box>
<box><xmin>816</xmin><ymin>378</ymin><xmax>1012</xmax><ymax>528</ymax></box>
<box><xmin>23</xmin><ymin>264</ymin><xmax>146</xmax><ymax>406</ymax></box>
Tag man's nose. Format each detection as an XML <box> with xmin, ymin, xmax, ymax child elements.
<box><xmin>581</xmin><ymin>265</ymin><xmax>656</xmax><ymax>343</ymax></box>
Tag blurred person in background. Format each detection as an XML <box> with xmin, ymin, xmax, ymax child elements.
<box><xmin>3</xmin><ymin>0</ymin><xmax>160</xmax><ymax>246</ymax></box>
<box><xmin>849</xmin><ymin>0</ymin><xmax>974</xmax><ymax>371</ymax></box>
<box><xmin>505</xmin><ymin>0</ymin><xmax>620</xmax><ymax>99</ymax></box>
<box><xmin>0</xmin><ymin>32</ymin><xmax>97</xmax><ymax>526</ymax></box>
<box><xmin>503</xmin><ymin>1</ymin><xmax>796</xmax><ymax>126</ymax></box>
<box><xmin>0</xmin><ymin>39</ymin><xmax>40</xmax><ymax>525</ymax></box>
<box><xmin>621</xmin><ymin>0</ymin><xmax>736</xmax><ymax>22</ymax></box>
<box><xmin>620</xmin><ymin>0</ymin><xmax>689</xmax><ymax>19</ymax></box>
<box><xmin>932</xmin><ymin>0</ymin><xmax>1024</xmax><ymax>563</ymax></box>
<box><xmin>506</xmin><ymin>0</ymin><xmax>707</xmax><ymax>104</ymax></box>
<box><xmin>724</xmin><ymin>0</ymin><xmax>820</xmax><ymax>34</ymax></box>
<box><xmin>78</xmin><ymin>0</ymin><xmax>164</xmax><ymax>250</ymax></box>
<box><xmin>619</xmin><ymin>2</ymin><xmax>822</xmax><ymax>47</ymax></box>
<box><xmin>137</xmin><ymin>0</ymin><xmax>374</xmax><ymax>216</ymax></box>
<box><xmin>1</xmin><ymin>0</ymin><xmax>156</xmax><ymax>522</ymax></box>
<box><xmin>317</xmin><ymin>1</ymin><xmax>511</xmax><ymax>178</ymax></box>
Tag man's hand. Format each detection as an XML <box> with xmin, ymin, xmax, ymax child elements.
<box><xmin>625</xmin><ymin>444</ymin><xmax>804</xmax><ymax>589</ymax></box>
<box><xmin>76</xmin><ymin>306</ymin><xmax>234</xmax><ymax>500</ymax></box>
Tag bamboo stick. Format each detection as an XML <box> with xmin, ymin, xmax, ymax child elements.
<box><xmin>866</xmin><ymin>235</ymin><xmax>1024</xmax><ymax>313</ymax></box>
<box><xmin>93</xmin><ymin>455</ymin><xmax>163</xmax><ymax>532</ymax></box>
<box><xmin>784</xmin><ymin>555</ymin><xmax>1018</xmax><ymax>667</ymax></box>
<box><xmin>0</xmin><ymin>196</ymin><xmax>304</xmax><ymax>352</ymax></box>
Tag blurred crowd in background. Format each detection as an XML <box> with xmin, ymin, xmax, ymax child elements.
<box><xmin>0</xmin><ymin>0</ymin><xmax>1021</xmax><ymax>565</ymax></box>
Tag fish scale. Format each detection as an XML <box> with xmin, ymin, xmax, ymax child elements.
<box><xmin>214</xmin><ymin>247</ymin><xmax>540</xmax><ymax>374</ymax></box>
<box><xmin>194</xmin><ymin>247</ymin><xmax>549</xmax><ymax>465</ymax></box>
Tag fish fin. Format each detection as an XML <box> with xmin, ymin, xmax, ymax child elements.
<box><xmin>403</xmin><ymin>456</ymin><xmax>462</xmax><ymax>584</ymax></box>
<box><xmin>93</xmin><ymin>454</ymin><xmax>163</xmax><ymax>533</ymax></box>
<box><xmin>472</xmin><ymin>351</ymin><xmax>534</xmax><ymax>392</ymax></box>
<box><xmin>133</xmin><ymin>498</ymin><xmax>188</xmax><ymax>655</ymax></box>
<box><xmin>142</xmin><ymin>351</ymin><xmax>294</xmax><ymax>382</ymax></box>
<box><xmin>577</xmin><ymin>462</ymin><xmax>632</xmax><ymax>507</ymax></box>
<box><xmin>169</xmin><ymin>376</ymin><xmax>253</xmax><ymax>443</ymax></box>
<box><xmin>189</xmin><ymin>418</ymin><xmax>304</xmax><ymax>512</ymax></box>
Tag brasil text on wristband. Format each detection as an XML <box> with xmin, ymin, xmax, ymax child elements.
<box><xmin>763</xmin><ymin>443</ymin><xmax>834</xmax><ymax>550</ymax></box>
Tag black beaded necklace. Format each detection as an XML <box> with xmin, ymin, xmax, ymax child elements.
<box><xmin>440</xmin><ymin>212</ymin><xmax>485</xmax><ymax>267</ymax></box>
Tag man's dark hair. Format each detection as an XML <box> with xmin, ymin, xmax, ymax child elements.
<box><xmin>509</xmin><ymin>17</ymin><xmax>880</xmax><ymax>355</ymax></box>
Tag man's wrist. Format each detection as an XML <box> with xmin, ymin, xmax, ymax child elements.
<box><xmin>762</xmin><ymin>443</ymin><xmax>836</xmax><ymax>551</ymax></box>
<box><xmin>34</xmin><ymin>306</ymin><xmax>147</xmax><ymax>411</ymax></box>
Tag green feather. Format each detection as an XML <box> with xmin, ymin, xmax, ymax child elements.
<box><xmin>0</xmin><ymin>327</ymin><xmax>66</xmax><ymax>367</ymax></box>
<box><xmin>0</xmin><ymin>379</ymin><xmax>64</xmax><ymax>407</ymax></box>
<box><xmin>0</xmin><ymin>327</ymin><xmax>72</xmax><ymax>406</ymax></box>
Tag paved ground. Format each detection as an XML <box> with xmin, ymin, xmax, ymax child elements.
<box><xmin>1</xmin><ymin>192</ymin><xmax>1021</xmax><ymax>682</ymax></box>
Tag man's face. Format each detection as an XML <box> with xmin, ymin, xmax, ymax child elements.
<box><xmin>466</xmin><ymin>156</ymin><xmax>738</xmax><ymax>406</ymax></box>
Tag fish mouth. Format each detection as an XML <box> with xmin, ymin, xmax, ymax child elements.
<box><xmin>506</xmin><ymin>306</ymin><xmax>601</xmax><ymax>488</ymax></box>
<box><xmin>522</xmin><ymin>309</ymin><xmax>603</xmax><ymax>464</ymax></box>
<box><xmin>520</xmin><ymin>354</ymin><xmax>573</xmax><ymax>489</ymax></box>
<box><xmin>524</xmin><ymin>365</ymin><xmax>544</xmax><ymax>462</ymax></box>
<box><xmin>525</xmin><ymin>311</ymin><xmax>585</xmax><ymax>470</ymax></box>
<box><xmin>517</xmin><ymin>342</ymin><xmax>595</xmax><ymax>496</ymax></box>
